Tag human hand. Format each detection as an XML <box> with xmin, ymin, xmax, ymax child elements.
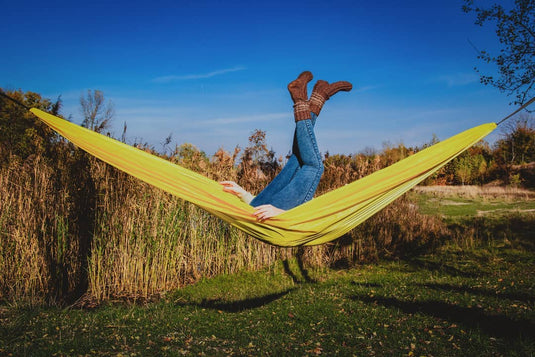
<box><xmin>220</xmin><ymin>181</ymin><xmax>245</xmax><ymax>197</ymax></box>
<box><xmin>220</xmin><ymin>181</ymin><xmax>254</xmax><ymax>204</ymax></box>
<box><xmin>253</xmin><ymin>204</ymin><xmax>286</xmax><ymax>221</ymax></box>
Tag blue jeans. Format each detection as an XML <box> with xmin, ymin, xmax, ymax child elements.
<box><xmin>250</xmin><ymin>113</ymin><xmax>323</xmax><ymax>210</ymax></box>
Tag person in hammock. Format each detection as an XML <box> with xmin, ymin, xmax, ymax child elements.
<box><xmin>221</xmin><ymin>71</ymin><xmax>352</xmax><ymax>220</ymax></box>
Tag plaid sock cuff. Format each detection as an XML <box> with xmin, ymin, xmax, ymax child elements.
<box><xmin>293</xmin><ymin>101</ymin><xmax>311</xmax><ymax>121</ymax></box>
<box><xmin>309</xmin><ymin>92</ymin><xmax>326</xmax><ymax>115</ymax></box>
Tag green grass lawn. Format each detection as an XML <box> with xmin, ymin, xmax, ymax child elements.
<box><xmin>1</xmin><ymin>191</ymin><xmax>534</xmax><ymax>356</ymax></box>
<box><xmin>1</xmin><ymin>244</ymin><xmax>534</xmax><ymax>356</ymax></box>
<box><xmin>410</xmin><ymin>190</ymin><xmax>535</xmax><ymax>220</ymax></box>
<box><xmin>410</xmin><ymin>190</ymin><xmax>535</xmax><ymax>251</ymax></box>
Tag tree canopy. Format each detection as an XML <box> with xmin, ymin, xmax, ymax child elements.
<box><xmin>0</xmin><ymin>89</ymin><xmax>61</xmax><ymax>160</ymax></box>
<box><xmin>463</xmin><ymin>0</ymin><xmax>535</xmax><ymax>106</ymax></box>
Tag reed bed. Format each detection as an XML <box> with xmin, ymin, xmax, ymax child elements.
<box><xmin>0</xmin><ymin>144</ymin><xmax>450</xmax><ymax>306</ymax></box>
<box><xmin>86</xmin><ymin>166</ymin><xmax>289</xmax><ymax>302</ymax></box>
<box><xmin>0</xmin><ymin>154</ymin><xmax>80</xmax><ymax>305</ymax></box>
<box><xmin>4</xmin><ymin>90</ymin><xmax>524</xmax><ymax>305</ymax></box>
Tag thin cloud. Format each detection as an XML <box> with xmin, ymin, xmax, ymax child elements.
<box><xmin>356</xmin><ymin>84</ymin><xmax>382</xmax><ymax>93</ymax></box>
<box><xmin>153</xmin><ymin>66</ymin><xmax>246</xmax><ymax>83</ymax></box>
<box><xmin>435</xmin><ymin>72</ymin><xmax>479</xmax><ymax>87</ymax></box>
<box><xmin>192</xmin><ymin>112</ymin><xmax>288</xmax><ymax>126</ymax></box>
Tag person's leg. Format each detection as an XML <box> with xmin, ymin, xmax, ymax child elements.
<box><xmin>250</xmin><ymin>112</ymin><xmax>317</xmax><ymax>206</ymax></box>
<box><xmin>258</xmin><ymin>116</ymin><xmax>323</xmax><ymax>210</ymax></box>
<box><xmin>250</xmin><ymin>152</ymin><xmax>299</xmax><ymax>206</ymax></box>
<box><xmin>250</xmin><ymin>71</ymin><xmax>313</xmax><ymax>206</ymax></box>
<box><xmin>251</xmin><ymin>75</ymin><xmax>352</xmax><ymax>210</ymax></box>
<box><xmin>265</xmin><ymin>80</ymin><xmax>351</xmax><ymax>208</ymax></box>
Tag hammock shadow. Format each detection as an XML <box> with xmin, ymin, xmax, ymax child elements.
<box><xmin>176</xmin><ymin>288</ymin><xmax>295</xmax><ymax>313</ymax></box>
<box><xmin>282</xmin><ymin>247</ymin><xmax>317</xmax><ymax>284</ymax></box>
<box><xmin>415</xmin><ymin>282</ymin><xmax>534</xmax><ymax>305</ymax></box>
<box><xmin>351</xmin><ymin>293</ymin><xmax>535</xmax><ymax>340</ymax></box>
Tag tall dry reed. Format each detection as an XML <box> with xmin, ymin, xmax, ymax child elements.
<box><xmin>0</xmin><ymin>141</ymin><xmax>448</xmax><ymax>306</ymax></box>
<box><xmin>86</xmin><ymin>160</ymin><xmax>289</xmax><ymax>302</ymax></box>
<box><xmin>0</xmin><ymin>153</ymin><xmax>84</xmax><ymax>305</ymax></box>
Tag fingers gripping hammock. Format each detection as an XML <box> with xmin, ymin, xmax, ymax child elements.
<box><xmin>26</xmin><ymin>108</ymin><xmax>502</xmax><ymax>247</ymax></box>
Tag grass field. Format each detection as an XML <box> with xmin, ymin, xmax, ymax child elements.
<box><xmin>411</xmin><ymin>186</ymin><xmax>535</xmax><ymax>252</ymax></box>
<box><xmin>1</xmin><ymin>188</ymin><xmax>534</xmax><ymax>356</ymax></box>
<box><xmin>413</xmin><ymin>186</ymin><xmax>535</xmax><ymax>218</ymax></box>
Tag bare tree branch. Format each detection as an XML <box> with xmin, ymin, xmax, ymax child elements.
<box><xmin>80</xmin><ymin>90</ymin><xmax>114</xmax><ymax>133</ymax></box>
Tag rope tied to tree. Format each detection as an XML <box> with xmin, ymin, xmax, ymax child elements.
<box><xmin>0</xmin><ymin>90</ymin><xmax>30</xmax><ymax>110</ymax></box>
<box><xmin>496</xmin><ymin>96</ymin><xmax>535</xmax><ymax>126</ymax></box>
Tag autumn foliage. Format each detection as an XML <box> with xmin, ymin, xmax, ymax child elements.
<box><xmin>0</xmin><ymin>89</ymin><xmax>533</xmax><ymax>305</ymax></box>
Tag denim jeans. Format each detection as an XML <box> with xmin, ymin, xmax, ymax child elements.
<box><xmin>250</xmin><ymin>113</ymin><xmax>323</xmax><ymax>210</ymax></box>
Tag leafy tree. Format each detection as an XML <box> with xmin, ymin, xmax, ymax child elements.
<box><xmin>381</xmin><ymin>142</ymin><xmax>413</xmax><ymax>166</ymax></box>
<box><xmin>494</xmin><ymin>115</ymin><xmax>535</xmax><ymax>165</ymax></box>
<box><xmin>454</xmin><ymin>156</ymin><xmax>472</xmax><ymax>185</ymax></box>
<box><xmin>80</xmin><ymin>90</ymin><xmax>114</xmax><ymax>133</ymax></box>
<box><xmin>238</xmin><ymin>129</ymin><xmax>280</xmax><ymax>192</ymax></box>
<box><xmin>171</xmin><ymin>142</ymin><xmax>209</xmax><ymax>173</ymax></box>
<box><xmin>453</xmin><ymin>151</ymin><xmax>489</xmax><ymax>185</ymax></box>
<box><xmin>463</xmin><ymin>0</ymin><xmax>534</xmax><ymax>105</ymax></box>
<box><xmin>0</xmin><ymin>89</ymin><xmax>61</xmax><ymax>161</ymax></box>
<box><xmin>489</xmin><ymin>115</ymin><xmax>534</xmax><ymax>185</ymax></box>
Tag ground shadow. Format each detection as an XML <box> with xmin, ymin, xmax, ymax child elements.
<box><xmin>282</xmin><ymin>260</ymin><xmax>302</xmax><ymax>284</ymax></box>
<box><xmin>176</xmin><ymin>288</ymin><xmax>295</xmax><ymax>313</ymax></box>
<box><xmin>404</xmin><ymin>258</ymin><xmax>481</xmax><ymax>279</ymax></box>
<box><xmin>416</xmin><ymin>282</ymin><xmax>534</xmax><ymax>304</ymax></box>
<box><xmin>35</xmin><ymin>151</ymin><xmax>96</xmax><ymax>305</ymax></box>
<box><xmin>282</xmin><ymin>260</ymin><xmax>316</xmax><ymax>284</ymax></box>
<box><xmin>351</xmin><ymin>293</ymin><xmax>535</xmax><ymax>340</ymax></box>
<box><xmin>69</xmin><ymin>153</ymin><xmax>97</xmax><ymax>304</ymax></box>
<box><xmin>282</xmin><ymin>246</ymin><xmax>317</xmax><ymax>284</ymax></box>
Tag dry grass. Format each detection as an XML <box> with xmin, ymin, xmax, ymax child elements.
<box><xmin>414</xmin><ymin>185</ymin><xmax>535</xmax><ymax>200</ymax></box>
<box><xmin>0</xmin><ymin>146</ymin><xmax>450</xmax><ymax>306</ymax></box>
<box><xmin>2</xmin><ymin>90</ymin><xmax>532</xmax><ymax>306</ymax></box>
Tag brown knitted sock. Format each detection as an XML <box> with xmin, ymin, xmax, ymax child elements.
<box><xmin>309</xmin><ymin>80</ymin><xmax>352</xmax><ymax>115</ymax></box>
<box><xmin>287</xmin><ymin>71</ymin><xmax>313</xmax><ymax>103</ymax></box>
<box><xmin>288</xmin><ymin>71</ymin><xmax>313</xmax><ymax>121</ymax></box>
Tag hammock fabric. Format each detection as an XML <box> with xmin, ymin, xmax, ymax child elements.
<box><xmin>30</xmin><ymin>108</ymin><xmax>496</xmax><ymax>247</ymax></box>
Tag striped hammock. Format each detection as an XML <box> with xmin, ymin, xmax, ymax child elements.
<box><xmin>30</xmin><ymin>108</ymin><xmax>496</xmax><ymax>246</ymax></box>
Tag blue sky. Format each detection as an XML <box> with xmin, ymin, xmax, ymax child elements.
<box><xmin>1</xmin><ymin>0</ymin><xmax>517</xmax><ymax>156</ymax></box>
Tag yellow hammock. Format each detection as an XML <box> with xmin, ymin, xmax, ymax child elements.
<box><xmin>30</xmin><ymin>108</ymin><xmax>495</xmax><ymax>247</ymax></box>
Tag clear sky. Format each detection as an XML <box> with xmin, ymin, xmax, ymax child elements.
<box><xmin>1</xmin><ymin>0</ymin><xmax>517</xmax><ymax>157</ymax></box>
